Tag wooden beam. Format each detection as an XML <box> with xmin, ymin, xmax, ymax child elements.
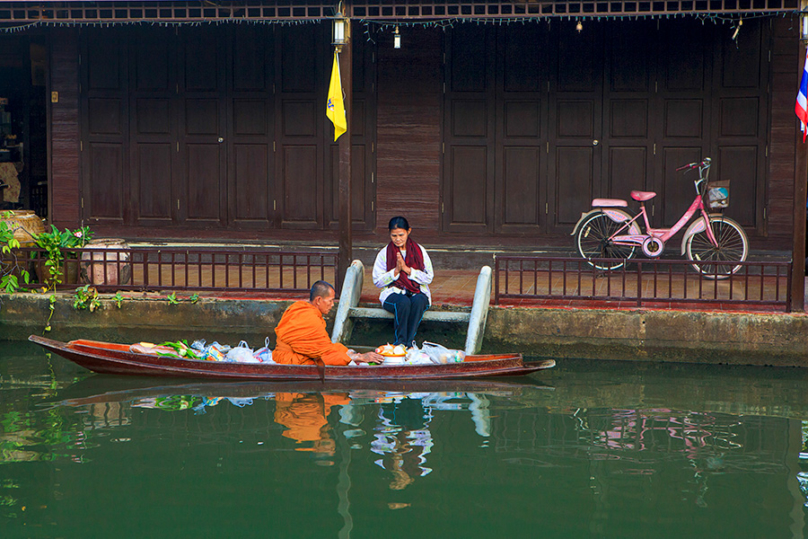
<box><xmin>337</xmin><ymin>16</ymin><xmax>353</xmax><ymax>290</ymax></box>
<box><xmin>793</xmin><ymin>9</ymin><xmax>807</xmax><ymax>312</ymax></box>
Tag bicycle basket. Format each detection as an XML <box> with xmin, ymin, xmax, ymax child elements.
<box><xmin>706</xmin><ymin>179</ymin><xmax>729</xmax><ymax>210</ymax></box>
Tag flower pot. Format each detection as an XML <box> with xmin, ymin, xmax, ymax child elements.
<box><xmin>80</xmin><ymin>238</ymin><xmax>131</xmax><ymax>286</ymax></box>
<box><xmin>0</xmin><ymin>210</ymin><xmax>44</xmax><ymax>278</ymax></box>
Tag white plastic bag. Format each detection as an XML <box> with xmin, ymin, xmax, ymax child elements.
<box><xmin>226</xmin><ymin>341</ymin><xmax>260</xmax><ymax>363</ymax></box>
<box><xmin>404</xmin><ymin>343</ymin><xmax>432</xmax><ymax>365</ymax></box>
<box><xmin>422</xmin><ymin>341</ymin><xmax>466</xmax><ymax>364</ymax></box>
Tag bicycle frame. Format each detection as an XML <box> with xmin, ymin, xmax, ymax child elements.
<box><xmin>603</xmin><ymin>176</ymin><xmax>719</xmax><ymax>254</ymax></box>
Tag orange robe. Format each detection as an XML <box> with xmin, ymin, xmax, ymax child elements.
<box><xmin>274</xmin><ymin>392</ymin><xmax>350</xmax><ymax>453</ymax></box>
<box><xmin>273</xmin><ymin>300</ymin><xmax>351</xmax><ymax>365</ymax></box>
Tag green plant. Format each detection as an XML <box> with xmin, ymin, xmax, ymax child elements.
<box><xmin>0</xmin><ymin>220</ymin><xmax>30</xmax><ymax>293</ymax></box>
<box><xmin>73</xmin><ymin>285</ymin><xmax>101</xmax><ymax>312</ymax></box>
<box><xmin>34</xmin><ymin>225</ymin><xmax>93</xmax><ymax>290</ymax></box>
<box><xmin>167</xmin><ymin>292</ymin><xmax>180</xmax><ymax>305</ymax></box>
<box><xmin>190</xmin><ymin>293</ymin><xmax>199</xmax><ymax>304</ymax></box>
<box><xmin>44</xmin><ymin>294</ymin><xmax>56</xmax><ymax>333</ymax></box>
<box><xmin>112</xmin><ymin>291</ymin><xmax>125</xmax><ymax>309</ymax></box>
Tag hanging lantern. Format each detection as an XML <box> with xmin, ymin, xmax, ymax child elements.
<box><xmin>333</xmin><ymin>2</ymin><xmax>348</xmax><ymax>46</ymax></box>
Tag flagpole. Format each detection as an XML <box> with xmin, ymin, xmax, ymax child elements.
<box><xmin>793</xmin><ymin>6</ymin><xmax>808</xmax><ymax>312</ymax></box>
<box><xmin>337</xmin><ymin>13</ymin><xmax>353</xmax><ymax>290</ymax></box>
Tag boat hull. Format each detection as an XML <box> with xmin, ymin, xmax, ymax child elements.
<box><xmin>29</xmin><ymin>335</ymin><xmax>554</xmax><ymax>381</ymax></box>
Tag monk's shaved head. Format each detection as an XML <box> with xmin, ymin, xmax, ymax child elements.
<box><xmin>310</xmin><ymin>280</ymin><xmax>335</xmax><ymax>302</ymax></box>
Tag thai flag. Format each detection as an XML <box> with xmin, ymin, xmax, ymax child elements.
<box><xmin>797</xmin><ymin>48</ymin><xmax>808</xmax><ymax>143</ymax></box>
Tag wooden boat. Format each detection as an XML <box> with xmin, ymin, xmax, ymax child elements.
<box><xmin>30</xmin><ymin>335</ymin><xmax>555</xmax><ymax>382</ymax></box>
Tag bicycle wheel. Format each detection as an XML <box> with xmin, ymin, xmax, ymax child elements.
<box><xmin>686</xmin><ymin>216</ymin><xmax>748</xmax><ymax>278</ymax></box>
<box><xmin>575</xmin><ymin>211</ymin><xmax>638</xmax><ymax>271</ymax></box>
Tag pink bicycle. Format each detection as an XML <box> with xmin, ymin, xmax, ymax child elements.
<box><xmin>572</xmin><ymin>157</ymin><xmax>748</xmax><ymax>278</ymax></box>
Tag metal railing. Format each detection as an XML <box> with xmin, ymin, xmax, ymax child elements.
<box><xmin>494</xmin><ymin>256</ymin><xmax>792</xmax><ymax>311</ymax></box>
<box><xmin>2</xmin><ymin>247</ymin><xmax>338</xmax><ymax>294</ymax></box>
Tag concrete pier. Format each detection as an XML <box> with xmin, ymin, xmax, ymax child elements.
<box><xmin>2</xmin><ymin>292</ymin><xmax>807</xmax><ymax>368</ymax></box>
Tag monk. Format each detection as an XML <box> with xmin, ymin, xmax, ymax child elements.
<box><xmin>273</xmin><ymin>281</ymin><xmax>383</xmax><ymax>366</ymax></box>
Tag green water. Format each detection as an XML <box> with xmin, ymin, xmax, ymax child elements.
<box><xmin>3</xmin><ymin>341</ymin><xmax>808</xmax><ymax>538</ymax></box>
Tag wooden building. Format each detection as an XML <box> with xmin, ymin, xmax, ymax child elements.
<box><xmin>0</xmin><ymin>0</ymin><xmax>804</xmax><ymax>251</ymax></box>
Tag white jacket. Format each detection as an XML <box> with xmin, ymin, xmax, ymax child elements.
<box><xmin>372</xmin><ymin>243</ymin><xmax>434</xmax><ymax>306</ymax></box>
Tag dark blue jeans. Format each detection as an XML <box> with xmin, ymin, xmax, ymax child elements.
<box><xmin>382</xmin><ymin>292</ymin><xmax>429</xmax><ymax>346</ymax></box>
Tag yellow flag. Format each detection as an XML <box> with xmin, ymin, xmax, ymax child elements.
<box><xmin>326</xmin><ymin>51</ymin><xmax>347</xmax><ymax>141</ymax></box>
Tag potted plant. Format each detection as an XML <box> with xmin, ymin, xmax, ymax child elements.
<box><xmin>34</xmin><ymin>225</ymin><xmax>93</xmax><ymax>289</ymax></box>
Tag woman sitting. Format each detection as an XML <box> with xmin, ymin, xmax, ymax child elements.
<box><xmin>372</xmin><ymin>216</ymin><xmax>434</xmax><ymax>347</ymax></box>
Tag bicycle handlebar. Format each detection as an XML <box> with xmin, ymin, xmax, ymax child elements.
<box><xmin>675</xmin><ymin>157</ymin><xmax>711</xmax><ymax>172</ymax></box>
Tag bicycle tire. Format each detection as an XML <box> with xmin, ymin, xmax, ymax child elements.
<box><xmin>575</xmin><ymin>211</ymin><xmax>638</xmax><ymax>271</ymax></box>
<box><xmin>685</xmin><ymin>216</ymin><xmax>748</xmax><ymax>279</ymax></box>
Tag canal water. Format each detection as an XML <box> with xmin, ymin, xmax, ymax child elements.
<box><xmin>3</xmin><ymin>340</ymin><xmax>808</xmax><ymax>539</ymax></box>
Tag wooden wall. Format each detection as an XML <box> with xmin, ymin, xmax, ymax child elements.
<box><xmin>768</xmin><ymin>17</ymin><xmax>799</xmax><ymax>244</ymax></box>
<box><xmin>375</xmin><ymin>27</ymin><xmax>442</xmax><ymax>236</ymax></box>
<box><xmin>49</xmin><ymin>29</ymin><xmax>80</xmax><ymax>228</ymax></box>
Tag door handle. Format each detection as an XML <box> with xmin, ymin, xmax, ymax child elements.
<box><xmin>593</xmin><ymin>139</ymin><xmax>599</xmax><ymax>146</ymax></box>
<box><xmin>218</xmin><ymin>137</ymin><xmax>224</xmax><ymax>143</ymax></box>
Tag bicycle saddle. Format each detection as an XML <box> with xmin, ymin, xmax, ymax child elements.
<box><xmin>630</xmin><ymin>190</ymin><xmax>656</xmax><ymax>202</ymax></box>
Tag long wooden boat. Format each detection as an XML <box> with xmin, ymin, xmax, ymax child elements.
<box><xmin>30</xmin><ymin>335</ymin><xmax>555</xmax><ymax>381</ymax></box>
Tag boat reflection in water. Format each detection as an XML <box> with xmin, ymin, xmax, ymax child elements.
<box><xmin>52</xmin><ymin>377</ymin><xmax>542</xmax><ymax>488</ymax></box>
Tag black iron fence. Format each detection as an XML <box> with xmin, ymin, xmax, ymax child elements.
<box><xmin>1</xmin><ymin>247</ymin><xmax>338</xmax><ymax>294</ymax></box>
<box><xmin>494</xmin><ymin>256</ymin><xmax>792</xmax><ymax>311</ymax></box>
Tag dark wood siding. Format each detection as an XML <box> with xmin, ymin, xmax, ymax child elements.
<box><xmin>50</xmin><ymin>29</ymin><xmax>80</xmax><ymax>227</ymax></box>
<box><xmin>376</xmin><ymin>27</ymin><xmax>442</xmax><ymax>235</ymax></box>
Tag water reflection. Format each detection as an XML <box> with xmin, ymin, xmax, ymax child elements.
<box><xmin>7</xmin><ymin>346</ymin><xmax>808</xmax><ymax>538</ymax></box>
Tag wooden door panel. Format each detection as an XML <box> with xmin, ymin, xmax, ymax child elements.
<box><xmin>87</xmin><ymin>143</ymin><xmax>124</xmax><ymax>221</ymax></box>
<box><xmin>664</xmin><ymin>100</ymin><xmax>704</xmax><ymax>138</ymax></box>
<box><xmin>136</xmin><ymin>99</ymin><xmax>171</xmax><ymax>134</ymax></box>
<box><xmin>282</xmin><ymin>101</ymin><xmax>317</xmax><ymax>137</ymax></box>
<box><xmin>184</xmin><ymin>29</ymin><xmax>219</xmax><ymax>91</ymax></box>
<box><xmin>718</xmin><ymin>146</ymin><xmax>757</xmax><ymax>228</ymax></box>
<box><xmin>557</xmin><ymin>100</ymin><xmax>594</xmax><ymax>138</ymax></box>
<box><xmin>281</xmin><ymin>25</ymin><xmax>316</xmax><ymax>93</ymax></box>
<box><xmin>185</xmin><ymin>144</ymin><xmax>222</xmax><ymax>222</ymax></box>
<box><xmin>720</xmin><ymin>97</ymin><xmax>759</xmax><ymax>137</ymax></box>
<box><xmin>504</xmin><ymin>101</ymin><xmax>540</xmax><ymax>138</ymax></box>
<box><xmin>609</xmin><ymin>100</ymin><xmax>648</xmax><ymax>138</ymax></box>
<box><xmin>608</xmin><ymin>20</ymin><xmax>652</xmax><ymax>93</ymax></box>
<box><xmin>86</xmin><ymin>30</ymin><xmax>122</xmax><ymax>91</ymax></box>
<box><xmin>608</xmin><ymin>147</ymin><xmax>647</xmax><ymax>197</ymax></box>
<box><xmin>185</xmin><ymin>99</ymin><xmax>220</xmax><ymax>135</ymax></box>
<box><xmin>443</xmin><ymin>25</ymin><xmax>494</xmax><ymax>234</ymax></box>
<box><xmin>502</xmin><ymin>147</ymin><xmax>541</xmax><ymax>226</ymax></box>
<box><xmin>87</xmin><ymin>98</ymin><xmax>123</xmax><ymax>135</ymax></box>
<box><xmin>282</xmin><ymin>145</ymin><xmax>318</xmax><ymax>227</ymax></box>
<box><xmin>233</xmin><ymin>25</ymin><xmax>268</xmax><ymax>92</ymax></box>
<box><xmin>450</xmin><ymin>25</ymin><xmax>487</xmax><ymax>93</ymax></box>
<box><xmin>451</xmin><ymin>100</ymin><xmax>488</xmax><ymax>137</ymax></box>
<box><xmin>555</xmin><ymin>147</ymin><xmax>594</xmax><ymax>225</ymax></box>
<box><xmin>136</xmin><ymin>143</ymin><xmax>173</xmax><ymax>220</ymax></box>
<box><xmin>133</xmin><ymin>30</ymin><xmax>171</xmax><ymax>91</ymax></box>
<box><xmin>661</xmin><ymin>147</ymin><xmax>703</xmax><ymax>224</ymax></box>
<box><xmin>233</xmin><ymin>99</ymin><xmax>268</xmax><ymax>136</ymax></box>
<box><xmin>233</xmin><ymin>144</ymin><xmax>269</xmax><ymax>222</ymax></box>
<box><xmin>449</xmin><ymin>146</ymin><xmax>488</xmax><ymax>225</ymax></box>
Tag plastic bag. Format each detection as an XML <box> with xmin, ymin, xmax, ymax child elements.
<box><xmin>226</xmin><ymin>341</ymin><xmax>260</xmax><ymax>364</ymax></box>
<box><xmin>405</xmin><ymin>343</ymin><xmax>433</xmax><ymax>365</ymax></box>
<box><xmin>422</xmin><ymin>341</ymin><xmax>466</xmax><ymax>364</ymax></box>
<box><xmin>253</xmin><ymin>337</ymin><xmax>275</xmax><ymax>364</ymax></box>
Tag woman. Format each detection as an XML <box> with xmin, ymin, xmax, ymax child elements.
<box><xmin>372</xmin><ymin>216</ymin><xmax>434</xmax><ymax>347</ymax></box>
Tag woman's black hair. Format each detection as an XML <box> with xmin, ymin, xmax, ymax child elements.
<box><xmin>388</xmin><ymin>216</ymin><xmax>410</xmax><ymax>231</ymax></box>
